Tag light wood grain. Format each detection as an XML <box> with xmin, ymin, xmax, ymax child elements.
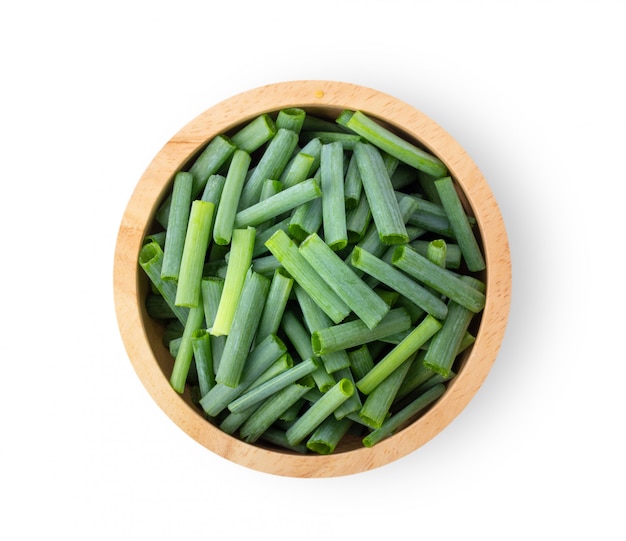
<box><xmin>113</xmin><ymin>80</ymin><xmax>512</xmax><ymax>477</ymax></box>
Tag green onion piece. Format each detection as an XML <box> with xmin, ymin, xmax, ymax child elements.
<box><xmin>289</xmin><ymin>137</ymin><xmax>323</xmax><ymax>177</ymax></box>
<box><xmin>311</xmin><ymin>308</ymin><xmax>412</xmax><ymax>356</ymax></box>
<box><xmin>191</xmin><ymin>329</ymin><xmax>215</xmax><ymax>397</ymax></box>
<box><xmin>356</xmin><ymin>315</ymin><xmax>442</xmax><ymax>395</ymax></box>
<box><xmin>279</xmin><ymin>152</ymin><xmax>315</xmax><ymax>189</ymax></box>
<box><xmin>362</xmin><ymin>383</ymin><xmax>446</xmax><ymax>447</ymax></box>
<box><xmin>320</xmin><ymin>142</ymin><xmax>348</xmax><ymax>250</ymax></box>
<box><xmin>348</xmin><ymin>345</ymin><xmax>375</xmax><ymax>380</ymax></box>
<box><xmin>198</xmin><ymin>334</ymin><xmax>287</xmax><ymax>416</ymax></box>
<box><xmin>427</xmin><ymin>238</ymin><xmax>447</xmax><ymax>268</ymax></box>
<box><xmin>288</xmin><ymin>195</ymin><xmax>323</xmax><ymax>241</ymax></box>
<box><xmin>280</xmin><ymin>310</ymin><xmax>336</xmax><ymax>393</ymax></box>
<box><xmin>285</xmin><ymin>378</ymin><xmax>355</xmax><ymax>446</ymax></box>
<box><xmin>416</xmin><ymin>169</ymin><xmax>442</xmax><ymax>204</ymax></box>
<box><xmin>239</xmin><ymin>128</ymin><xmax>299</xmax><ymax>209</ymax></box>
<box><xmin>298</xmin><ymin>233</ymin><xmax>390</xmax><ymax>329</ymax></box>
<box><xmin>234</xmin><ymin>178</ymin><xmax>321</xmax><ymax>229</ymax></box>
<box><xmin>228</xmin><ymin>357</ymin><xmax>319</xmax><ymax>414</ymax></box>
<box><xmin>350</xmin><ymin>247</ymin><xmax>448</xmax><ymax>320</ymax></box>
<box><xmin>211</xmin><ymin>227</ymin><xmax>256</xmax><ymax>336</ymax></box>
<box><xmin>359</xmin><ymin>353</ymin><xmax>415</xmax><ymax>428</ymax></box>
<box><xmin>276</xmin><ymin>108</ymin><xmax>306</xmax><ymax>133</ymax></box>
<box><xmin>213</xmin><ymin>149</ymin><xmax>252</xmax><ymax>245</ymax></box>
<box><xmin>344</xmin><ymin>153</ymin><xmax>362</xmax><ymax>210</ymax></box>
<box><xmin>423</xmin><ymin>276</ymin><xmax>486</xmax><ymax>378</ymax></box>
<box><xmin>255</xmin><ymin>269</ymin><xmax>294</xmax><ymax>342</ymax></box>
<box><xmin>156</xmin><ymin>136</ymin><xmax>235</xmax><ymax>227</ymax></box>
<box><xmin>331</xmin><ymin>367</ymin><xmax>362</xmax><ymax>420</ymax></box>
<box><xmin>353</xmin><ymin>142</ymin><xmax>408</xmax><ymax>245</ymax></box>
<box><xmin>335</xmin><ymin>109</ymin><xmax>355</xmax><ymax>128</ymax></box>
<box><xmin>392</xmin><ymin>245</ymin><xmax>486</xmax><ymax>313</ymax></box>
<box><xmin>411</xmin><ymin>239</ymin><xmax>462</xmax><ymax>269</ymax></box>
<box><xmin>170</xmin><ymin>303</ymin><xmax>205</xmax><ymax>393</ymax></box>
<box><xmin>293</xmin><ymin>285</ymin><xmax>351</xmax><ymax>373</ymax></box>
<box><xmin>306</xmin><ymin>415</ymin><xmax>352</xmax><ymax>454</ymax></box>
<box><xmin>215</xmin><ymin>270</ymin><xmax>270</xmax><ymax>387</ymax></box>
<box><xmin>143</xmin><ymin>230</ymin><xmax>166</xmax><ymax>248</ymax></box>
<box><xmin>300</xmin><ymin>131</ymin><xmax>362</xmax><ymax>150</ymax></box>
<box><xmin>434</xmin><ymin>176</ymin><xmax>486</xmax><ymax>272</ymax></box>
<box><xmin>138</xmin><ymin>242</ymin><xmax>189</xmax><ymax>324</ymax></box>
<box><xmin>346</xmin><ymin>111</ymin><xmax>447</xmax><ymax>178</ymax></box>
<box><xmin>346</xmin><ymin>193</ymin><xmax>371</xmax><ymax>244</ymax></box>
<box><xmin>200</xmin><ymin>277</ymin><xmax>225</xmax><ymax>372</ymax></box>
<box><xmin>265</xmin><ymin>230</ymin><xmax>350</xmax><ymax>324</ymax></box>
<box><xmin>200</xmin><ymin>174</ymin><xmax>227</xmax><ymax>206</ymax></box>
<box><xmin>161</xmin><ymin>171</ymin><xmax>193</xmax><ymax>281</ymax></box>
<box><xmin>230</xmin><ymin>113</ymin><xmax>276</xmax><ymax>153</ymax></box>
<box><xmin>174</xmin><ymin>200</ymin><xmax>215</xmax><ymax>307</ymax></box>
<box><xmin>239</xmin><ymin>383</ymin><xmax>313</xmax><ymax>443</ymax></box>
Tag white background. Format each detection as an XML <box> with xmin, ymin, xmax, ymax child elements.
<box><xmin>2</xmin><ymin>1</ymin><xmax>624</xmax><ymax>539</ymax></box>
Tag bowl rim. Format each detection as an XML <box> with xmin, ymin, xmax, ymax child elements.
<box><xmin>113</xmin><ymin>79</ymin><xmax>512</xmax><ymax>477</ymax></box>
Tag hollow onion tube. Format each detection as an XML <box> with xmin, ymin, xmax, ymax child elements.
<box><xmin>234</xmin><ymin>178</ymin><xmax>321</xmax><ymax>229</ymax></box>
<box><xmin>353</xmin><ymin>142</ymin><xmax>408</xmax><ymax>245</ymax></box>
<box><xmin>211</xmin><ymin>227</ymin><xmax>256</xmax><ymax>336</ymax></box>
<box><xmin>356</xmin><ymin>315</ymin><xmax>442</xmax><ymax>395</ymax></box>
<box><xmin>311</xmin><ymin>308</ymin><xmax>412</xmax><ymax>356</ymax></box>
<box><xmin>161</xmin><ymin>171</ymin><xmax>193</xmax><ymax>281</ymax></box>
<box><xmin>392</xmin><ymin>245</ymin><xmax>486</xmax><ymax>313</ymax></box>
<box><xmin>423</xmin><ymin>276</ymin><xmax>486</xmax><ymax>378</ymax></box>
<box><xmin>434</xmin><ymin>176</ymin><xmax>486</xmax><ymax>272</ymax></box>
<box><xmin>320</xmin><ymin>142</ymin><xmax>348</xmax><ymax>250</ymax></box>
<box><xmin>239</xmin><ymin>128</ymin><xmax>299</xmax><ymax>208</ymax></box>
<box><xmin>191</xmin><ymin>329</ymin><xmax>215</xmax><ymax>397</ymax></box>
<box><xmin>350</xmin><ymin>247</ymin><xmax>448</xmax><ymax>320</ymax></box>
<box><xmin>255</xmin><ymin>269</ymin><xmax>294</xmax><ymax>343</ymax></box>
<box><xmin>285</xmin><ymin>378</ymin><xmax>355</xmax><ymax>446</ymax></box>
<box><xmin>359</xmin><ymin>353</ymin><xmax>414</xmax><ymax>428</ymax></box>
<box><xmin>228</xmin><ymin>357</ymin><xmax>319</xmax><ymax>414</ymax></box>
<box><xmin>230</xmin><ymin>113</ymin><xmax>276</xmax><ymax>153</ymax></box>
<box><xmin>170</xmin><ymin>303</ymin><xmax>205</xmax><ymax>393</ymax></box>
<box><xmin>138</xmin><ymin>242</ymin><xmax>189</xmax><ymax>325</ymax></box>
<box><xmin>175</xmin><ymin>200</ymin><xmax>215</xmax><ymax>307</ymax></box>
<box><xmin>198</xmin><ymin>334</ymin><xmax>287</xmax><ymax>416</ymax></box>
<box><xmin>265</xmin><ymin>230</ymin><xmax>350</xmax><ymax>324</ymax></box>
<box><xmin>306</xmin><ymin>416</ymin><xmax>352</xmax><ymax>455</ymax></box>
<box><xmin>276</xmin><ymin>108</ymin><xmax>306</xmax><ymax>133</ymax></box>
<box><xmin>213</xmin><ymin>149</ymin><xmax>252</xmax><ymax>246</ymax></box>
<box><xmin>345</xmin><ymin>111</ymin><xmax>447</xmax><ymax>178</ymax></box>
<box><xmin>215</xmin><ymin>270</ymin><xmax>270</xmax><ymax>388</ymax></box>
<box><xmin>298</xmin><ymin>233</ymin><xmax>390</xmax><ymax>330</ymax></box>
<box><xmin>362</xmin><ymin>384</ymin><xmax>446</xmax><ymax>447</ymax></box>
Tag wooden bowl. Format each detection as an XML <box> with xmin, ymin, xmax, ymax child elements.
<box><xmin>113</xmin><ymin>80</ymin><xmax>512</xmax><ymax>477</ymax></box>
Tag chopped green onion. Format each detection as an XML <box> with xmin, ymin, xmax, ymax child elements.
<box><xmin>211</xmin><ymin>227</ymin><xmax>256</xmax><ymax>336</ymax></box>
<box><xmin>434</xmin><ymin>176</ymin><xmax>486</xmax><ymax>271</ymax></box>
<box><xmin>362</xmin><ymin>384</ymin><xmax>446</xmax><ymax>447</ymax></box>
<box><xmin>174</xmin><ymin>200</ymin><xmax>215</xmax><ymax>307</ymax></box>
<box><xmin>213</xmin><ymin>149</ymin><xmax>252</xmax><ymax>246</ymax></box>
<box><xmin>311</xmin><ymin>307</ymin><xmax>412</xmax><ymax>356</ymax></box>
<box><xmin>255</xmin><ymin>269</ymin><xmax>294</xmax><ymax>343</ymax></box>
<box><xmin>276</xmin><ymin>108</ymin><xmax>306</xmax><ymax>133</ymax></box>
<box><xmin>234</xmin><ymin>178</ymin><xmax>321</xmax><ymax>229</ymax></box>
<box><xmin>170</xmin><ymin>303</ymin><xmax>205</xmax><ymax>393</ymax></box>
<box><xmin>320</xmin><ymin>142</ymin><xmax>348</xmax><ymax>250</ymax></box>
<box><xmin>350</xmin><ymin>247</ymin><xmax>448</xmax><ymax>320</ymax></box>
<box><xmin>353</xmin><ymin>142</ymin><xmax>408</xmax><ymax>245</ymax></box>
<box><xmin>306</xmin><ymin>416</ymin><xmax>352</xmax><ymax>454</ymax></box>
<box><xmin>356</xmin><ymin>315</ymin><xmax>442</xmax><ymax>395</ymax></box>
<box><xmin>230</xmin><ymin>113</ymin><xmax>276</xmax><ymax>153</ymax></box>
<box><xmin>285</xmin><ymin>378</ymin><xmax>355</xmax><ymax>446</ymax></box>
<box><xmin>161</xmin><ymin>171</ymin><xmax>193</xmax><ymax>281</ymax></box>
<box><xmin>392</xmin><ymin>245</ymin><xmax>486</xmax><ymax>313</ymax></box>
<box><xmin>191</xmin><ymin>329</ymin><xmax>215</xmax><ymax>397</ymax></box>
<box><xmin>265</xmin><ymin>230</ymin><xmax>350</xmax><ymax>324</ymax></box>
<box><xmin>346</xmin><ymin>110</ymin><xmax>447</xmax><ymax>178</ymax></box>
<box><xmin>299</xmin><ymin>233</ymin><xmax>390</xmax><ymax>329</ymax></box>
<box><xmin>215</xmin><ymin>270</ymin><xmax>270</xmax><ymax>387</ymax></box>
